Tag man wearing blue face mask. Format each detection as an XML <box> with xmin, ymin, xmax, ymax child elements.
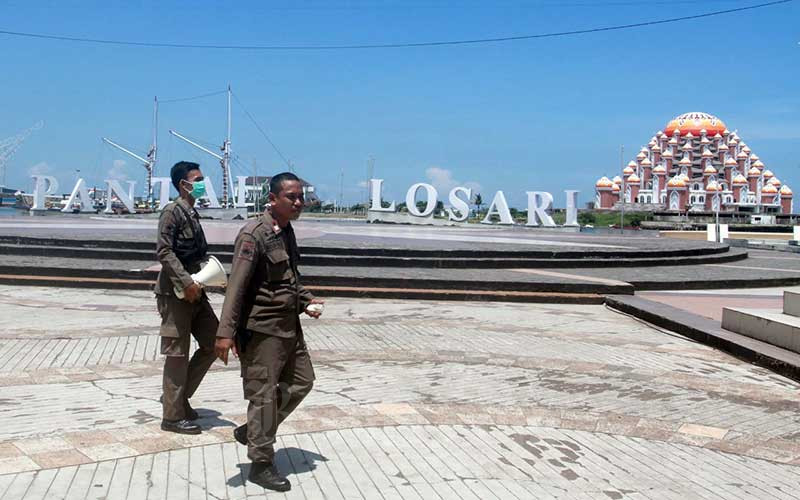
<box><xmin>154</xmin><ymin>161</ymin><xmax>219</xmax><ymax>435</ymax></box>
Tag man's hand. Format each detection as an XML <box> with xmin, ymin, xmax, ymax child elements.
<box><xmin>304</xmin><ymin>298</ymin><xmax>325</xmax><ymax>319</ymax></box>
<box><xmin>214</xmin><ymin>337</ymin><xmax>237</xmax><ymax>365</ymax></box>
<box><xmin>183</xmin><ymin>282</ymin><xmax>202</xmax><ymax>303</ymax></box>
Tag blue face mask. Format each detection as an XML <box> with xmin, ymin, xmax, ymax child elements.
<box><xmin>183</xmin><ymin>180</ymin><xmax>206</xmax><ymax>199</ymax></box>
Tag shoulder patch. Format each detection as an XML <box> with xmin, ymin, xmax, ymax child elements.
<box><xmin>238</xmin><ymin>240</ymin><xmax>256</xmax><ymax>261</ymax></box>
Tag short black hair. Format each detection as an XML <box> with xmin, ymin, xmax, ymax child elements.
<box><xmin>170</xmin><ymin>161</ymin><xmax>201</xmax><ymax>190</ymax></box>
<box><xmin>269</xmin><ymin>172</ymin><xmax>300</xmax><ymax>195</ymax></box>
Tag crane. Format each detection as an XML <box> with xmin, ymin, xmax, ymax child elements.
<box><xmin>169</xmin><ymin>85</ymin><xmax>234</xmax><ymax>208</ymax></box>
<box><xmin>0</xmin><ymin>121</ymin><xmax>44</xmax><ymax>187</ymax></box>
<box><xmin>102</xmin><ymin>97</ymin><xmax>158</xmax><ymax>207</ymax></box>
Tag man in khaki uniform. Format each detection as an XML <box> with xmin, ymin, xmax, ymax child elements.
<box><xmin>215</xmin><ymin>172</ymin><xmax>323</xmax><ymax>492</ymax></box>
<box><xmin>156</xmin><ymin>161</ymin><xmax>219</xmax><ymax>435</ymax></box>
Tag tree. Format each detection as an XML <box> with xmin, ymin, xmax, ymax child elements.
<box><xmin>256</xmin><ymin>184</ymin><xmax>270</xmax><ymax>210</ymax></box>
<box><xmin>577</xmin><ymin>211</ymin><xmax>597</xmax><ymax>226</ymax></box>
<box><xmin>473</xmin><ymin>193</ymin><xmax>483</xmax><ymax>212</ymax></box>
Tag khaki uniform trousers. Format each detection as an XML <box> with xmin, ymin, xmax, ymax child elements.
<box><xmin>240</xmin><ymin>332</ymin><xmax>315</xmax><ymax>463</ymax></box>
<box><xmin>157</xmin><ymin>294</ymin><xmax>218</xmax><ymax>421</ymax></box>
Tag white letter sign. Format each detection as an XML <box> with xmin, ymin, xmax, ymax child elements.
<box><xmin>200</xmin><ymin>178</ymin><xmax>221</xmax><ymax>209</ymax></box>
<box><xmin>104</xmin><ymin>179</ymin><xmax>136</xmax><ymax>214</ymax></box>
<box><xmin>526</xmin><ymin>191</ymin><xmax>556</xmax><ymax>227</ymax></box>
<box><xmin>369</xmin><ymin>179</ymin><xmax>395</xmax><ymax>212</ymax></box>
<box><xmin>481</xmin><ymin>191</ymin><xmax>514</xmax><ymax>225</ymax></box>
<box><xmin>150</xmin><ymin>177</ymin><xmax>172</xmax><ymax>210</ymax></box>
<box><xmin>405</xmin><ymin>183</ymin><xmax>438</xmax><ymax>217</ymax></box>
<box><xmin>447</xmin><ymin>186</ymin><xmax>472</xmax><ymax>222</ymax></box>
<box><xmin>235</xmin><ymin>175</ymin><xmax>249</xmax><ymax>208</ymax></box>
<box><xmin>564</xmin><ymin>190</ymin><xmax>580</xmax><ymax>226</ymax></box>
<box><xmin>61</xmin><ymin>179</ymin><xmax>94</xmax><ymax>213</ymax></box>
<box><xmin>31</xmin><ymin>175</ymin><xmax>59</xmax><ymax>211</ymax></box>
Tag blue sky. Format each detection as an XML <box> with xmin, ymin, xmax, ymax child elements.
<box><xmin>1</xmin><ymin>0</ymin><xmax>798</xmax><ymax>208</ymax></box>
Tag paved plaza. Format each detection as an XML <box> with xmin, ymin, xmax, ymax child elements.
<box><xmin>0</xmin><ymin>285</ymin><xmax>798</xmax><ymax>499</ymax></box>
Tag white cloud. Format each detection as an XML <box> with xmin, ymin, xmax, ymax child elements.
<box><xmin>463</xmin><ymin>181</ymin><xmax>483</xmax><ymax>193</ymax></box>
<box><xmin>356</xmin><ymin>180</ymin><xmax>367</xmax><ymax>188</ymax></box>
<box><xmin>108</xmin><ymin>159</ymin><xmax>128</xmax><ymax>180</ymax></box>
<box><xmin>425</xmin><ymin>166</ymin><xmax>483</xmax><ymax>195</ymax></box>
<box><xmin>27</xmin><ymin>161</ymin><xmax>51</xmax><ymax>176</ymax></box>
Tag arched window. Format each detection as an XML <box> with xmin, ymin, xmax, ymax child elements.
<box><xmin>690</xmin><ymin>196</ymin><xmax>696</xmax><ymax>204</ymax></box>
<box><xmin>669</xmin><ymin>191</ymin><xmax>680</xmax><ymax>210</ymax></box>
<box><xmin>693</xmin><ymin>183</ymin><xmax>702</xmax><ymax>191</ymax></box>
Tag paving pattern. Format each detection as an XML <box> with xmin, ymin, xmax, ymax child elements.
<box><xmin>0</xmin><ymin>286</ymin><xmax>799</xmax><ymax>499</ymax></box>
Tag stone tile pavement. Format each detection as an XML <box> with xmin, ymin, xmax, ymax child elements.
<box><xmin>0</xmin><ymin>285</ymin><xmax>799</xmax><ymax>499</ymax></box>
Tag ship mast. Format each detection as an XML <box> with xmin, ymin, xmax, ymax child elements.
<box><xmin>224</xmin><ymin>85</ymin><xmax>233</xmax><ymax>209</ymax></box>
<box><xmin>169</xmin><ymin>85</ymin><xmax>234</xmax><ymax>208</ymax></box>
<box><xmin>148</xmin><ymin>96</ymin><xmax>158</xmax><ymax>206</ymax></box>
<box><xmin>102</xmin><ymin>96</ymin><xmax>158</xmax><ymax>208</ymax></box>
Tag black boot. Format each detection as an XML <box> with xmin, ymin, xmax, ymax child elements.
<box><xmin>248</xmin><ymin>462</ymin><xmax>290</xmax><ymax>492</ymax></box>
<box><xmin>161</xmin><ymin>419</ymin><xmax>201</xmax><ymax>435</ymax></box>
<box><xmin>234</xmin><ymin>424</ymin><xmax>248</xmax><ymax>446</ymax></box>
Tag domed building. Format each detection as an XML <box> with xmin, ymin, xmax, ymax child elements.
<box><xmin>595</xmin><ymin>112</ymin><xmax>792</xmax><ymax>214</ymax></box>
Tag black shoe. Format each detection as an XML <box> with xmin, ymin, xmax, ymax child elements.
<box><xmin>234</xmin><ymin>424</ymin><xmax>248</xmax><ymax>446</ymax></box>
<box><xmin>161</xmin><ymin>419</ymin><xmax>202</xmax><ymax>435</ymax></box>
<box><xmin>248</xmin><ymin>462</ymin><xmax>290</xmax><ymax>492</ymax></box>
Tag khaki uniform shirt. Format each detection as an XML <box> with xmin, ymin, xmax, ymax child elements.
<box><xmin>217</xmin><ymin>211</ymin><xmax>314</xmax><ymax>339</ymax></box>
<box><xmin>155</xmin><ymin>197</ymin><xmax>208</xmax><ymax>296</ymax></box>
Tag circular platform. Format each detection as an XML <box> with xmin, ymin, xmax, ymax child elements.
<box><xmin>0</xmin><ymin>217</ymin><xmax>796</xmax><ymax>300</ymax></box>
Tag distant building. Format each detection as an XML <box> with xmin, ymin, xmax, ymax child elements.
<box><xmin>595</xmin><ymin>112</ymin><xmax>791</xmax><ymax>214</ymax></box>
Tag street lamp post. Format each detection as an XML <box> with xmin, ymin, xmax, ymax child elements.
<box><xmin>620</xmin><ymin>145</ymin><xmax>625</xmax><ymax>235</ymax></box>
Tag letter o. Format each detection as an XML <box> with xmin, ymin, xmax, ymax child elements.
<box><xmin>405</xmin><ymin>183</ymin><xmax>438</xmax><ymax>217</ymax></box>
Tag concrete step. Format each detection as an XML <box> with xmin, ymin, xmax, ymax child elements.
<box><xmin>0</xmin><ymin>273</ymin><xmax>606</xmax><ymax>304</ymax></box>
<box><xmin>0</xmin><ymin>235</ymin><xmax>733</xmax><ymax>259</ymax></box>
<box><xmin>608</xmin><ymin>295</ymin><xmax>800</xmax><ymax>382</ymax></box>
<box><xmin>783</xmin><ymin>291</ymin><xmax>800</xmax><ymax>317</ymax></box>
<box><xmin>0</xmin><ymin>242</ymin><xmax>749</xmax><ymax>269</ymax></box>
<box><xmin>721</xmin><ymin>307</ymin><xmax>800</xmax><ymax>354</ymax></box>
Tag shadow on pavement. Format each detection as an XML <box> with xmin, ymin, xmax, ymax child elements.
<box><xmin>228</xmin><ymin>448</ymin><xmax>329</xmax><ymax>486</ymax></box>
<box><xmin>195</xmin><ymin>408</ymin><xmax>236</xmax><ymax>430</ymax></box>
